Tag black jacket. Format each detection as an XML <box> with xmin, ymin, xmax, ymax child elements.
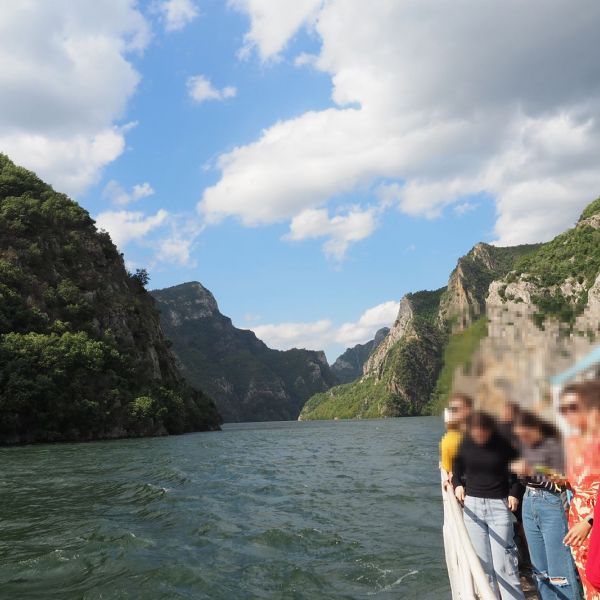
<box><xmin>452</xmin><ymin>433</ymin><xmax>521</xmax><ymax>499</ymax></box>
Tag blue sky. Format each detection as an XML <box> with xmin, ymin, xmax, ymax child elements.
<box><xmin>2</xmin><ymin>1</ymin><xmax>599</xmax><ymax>360</ymax></box>
<box><xmin>83</xmin><ymin>1</ymin><xmax>497</xmax><ymax>360</ymax></box>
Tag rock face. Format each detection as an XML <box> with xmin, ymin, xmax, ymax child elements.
<box><xmin>437</xmin><ymin>242</ymin><xmax>540</xmax><ymax>331</ymax></box>
<box><xmin>300</xmin><ymin>241</ymin><xmax>540</xmax><ymax>421</ymax></box>
<box><xmin>0</xmin><ymin>155</ymin><xmax>221</xmax><ymax>443</ymax></box>
<box><xmin>364</xmin><ymin>298</ymin><xmax>414</xmax><ymax>376</ymax></box>
<box><xmin>331</xmin><ymin>327</ymin><xmax>389</xmax><ymax>384</ymax></box>
<box><xmin>152</xmin><ymin>282</ymin><xmax>337</xmax><ymax>422</ymax></box>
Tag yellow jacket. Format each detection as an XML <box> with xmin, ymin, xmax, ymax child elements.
<box><xmin>440</xmin><ymin>429</ymin><xmax>462</xmax><ymax>473</ymax></box>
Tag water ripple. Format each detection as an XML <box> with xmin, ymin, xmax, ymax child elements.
<box><xmin>0</xmin><ymin>417</ymin><xmax>449</xmax><ymax>599</ymax></box>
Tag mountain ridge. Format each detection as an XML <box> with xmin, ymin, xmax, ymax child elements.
<box><xmin>331</xmin><ymin>327</ymin><xmax>389</xmax><ymax>384</ymax></box>
<box><xmin>152</xmin><ymin>281</ymin><xmax>337</xmax><ymax>422</ymax></box>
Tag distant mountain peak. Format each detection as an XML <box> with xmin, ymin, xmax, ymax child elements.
<box><xmin>331</xmin><ymin>326</ymin><xmax>390</xmax><ymax>384</ymax></box>
<box><xmin>152</xmin><ymin>281</ymin><xmax>219</xmax><ymax>323</ymax></box>
<box><xmin>151</xmin><ymin>283</ymin><xmax>337</xmax><ymax>422</ymax></box>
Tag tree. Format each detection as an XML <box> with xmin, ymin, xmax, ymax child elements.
<box><xmin>130</xmin><ymin>268</ymin><xmax>150</xmax><ymax>288</ymax></box>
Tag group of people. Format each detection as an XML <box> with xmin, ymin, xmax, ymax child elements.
<box><xmin>440</xmin><ymin>381</ymin><xmax>600</xmax><ymax>600</ymax></box>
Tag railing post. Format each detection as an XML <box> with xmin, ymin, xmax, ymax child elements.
<box><xmin>441</xmin><ymin>471</ymin><xmax>497</xmax><ymax>600</ymax></box>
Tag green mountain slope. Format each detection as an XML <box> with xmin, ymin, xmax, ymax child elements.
<box><xmin>152</xmin><ymin>282</ymin><xmax>337</xmax><ymax>422</ymax></box>
<box><xmin>0</xmin><ymin>155</ymin><xmax>221</xmax><ymax>443</ymax></box>
<box><xmin>300</xmin><ymin>243</ymin><xmax>538</xmax><ymax>421</ymax></box>
<box><xmin>502</xmin><ymin>202</ymin><xmax>600</xmax><ymax>326</ymax></box>
<box><xmin>301</xmin><ymin>289</ymin><xmax>446</xmax><ymax>419</ymax></box>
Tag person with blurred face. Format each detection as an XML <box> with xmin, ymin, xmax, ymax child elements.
<box><xmin>452</xmin><ymin>411</ymin><xmax>525</xmax><ymax>600</ymax></box>
<box><xmin>512</xmin><ymin>410</ymin><xmax>580</xmax><ymax>600</ymax></box>
<box><xmin>583</xmin><ymin>379</ymin><xmax>600</xmax><ymax>592</ymax></box>
<box><xmin>561</xmin><ymin>381</ymin><xmax>600</xmax><ymax>600</ymax></box>
<box><xmin>448</xmin><ymin>393</ymin><xmax>473</xmax><ymax>432</ymax></box>
<box><xmin>440</xmin><ymin>393</ymin><xmax>473</xmax><ymax>487</ymax></box>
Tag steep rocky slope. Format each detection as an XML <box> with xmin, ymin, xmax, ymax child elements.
<box><xmin>331</xmin><ymin>327</ymin><xmax>389</xmax><ymax>384</ymax></box>
<box><xmin>437</xmin><ymin>243</ymin><xmax>540</xmax><ymax>330</ymax></box>
<box><xmin>0</xmin><ymin>155</ymin><xmax>221</xmax><ymax>443</ymax></box>
<box><xmin>300</xmin><ymin>242</ymin><xmax>538</xmax><ymax>420</ymax></box>
<box><xmin>152</xmin><ymin>282</ymin><xmax>337</xmax><ymax>422</ymax></box>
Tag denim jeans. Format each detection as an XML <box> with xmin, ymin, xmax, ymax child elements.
<box><xmin>463</xmin><ymin>496</ymin><xmax>525</xmax><ymax>600</ymax></box>
<box><xmin>522</xmin><ymin>487</ymin><xmax>581</xmax><ymax>600</ymax></box>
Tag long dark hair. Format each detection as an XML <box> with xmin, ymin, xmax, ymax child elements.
<box><xmin>515</xmin><ymin>409</ymin><xmax>560</xmax><ymax>440</ymax></box>
<box><xmin>466</xmin><ymin>411</ymin><xmax>497</xmax><ymax>433</ymax></box>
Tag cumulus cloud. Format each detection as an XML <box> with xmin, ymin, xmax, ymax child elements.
<box><xmin>95</xmin><ymin>209</ymin><xmax>169</xmax><ymax>248</ymax></box>
<box><xmin>251</xmin><ymin>300</ymin><xmax>399</xmax><ymax>355</ymax></box>
<box><xmin>285</xmin><ymin>206</ymin><xmax>376</xmax><ymax>260</ymax></box>
<box><xmin>202</xmin><ymin>1</ymin><xmax>600</xmax><ymax>248</ymax></box>
<box><xmin>157</xmin><ymin>0</ymin><xmax>199</xmax><ymax>32</ymax></box>
<box><xmin>229</xmin><ymin>0</ymin><xmax>323</xmax><ymax>60</ymax></box>
<box><xmin>187</xmin><ymin>75</ymin><xmax>237</xmax><ymax>103</ymax></box>
<box><xmin>0</xmin><ymin>1</ymin><xmax>150</xmax><ymax>196</ymax></box>
<box><xmin>103</xmin><ymin>180</ymin><xmax>155</xmax><ymax>206</ymax></box>
<box><xmin>252</xmin><ymin>319</ymin><xmax>333</xmax><ymax>352</ymax></box>
<box><xmin>335</xmin><ymin>301</ymin><xmax>399</xmax><ymax>348</ymax></box>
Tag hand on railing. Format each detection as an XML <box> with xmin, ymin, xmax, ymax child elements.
<box><xmin>454</xmin><ymin>485</ymin><xmax>465</xmax><ymax>505</ymax></box>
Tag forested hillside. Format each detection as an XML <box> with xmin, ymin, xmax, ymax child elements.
<box><xmin>0</xmin><ymin>155</ymin><xmax>221</xmax><ymax>443</ymax></box>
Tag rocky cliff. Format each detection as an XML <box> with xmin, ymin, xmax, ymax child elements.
<box><xmin>437</xmin><ymin>242</ymin><xmax>540</xmax><ymax>330</ymax></box>
<box><xmin>0</xmin><ymin>155</ymin><xmax>221</xmax><ymax>443</ymax></box>
<box><xmin>300</xmin><ymin>240</ymin><xmax>539</xmax><ymax>420</ymax></box>
<box><xmin>152</xmin><ymin>282</ymin><xmax>337</xmax><ymax>422</ymax></box>
<box><xmin>331</xmin><ymin>327</ymin><xmax>389</xmax><ymax>384</ymax></box>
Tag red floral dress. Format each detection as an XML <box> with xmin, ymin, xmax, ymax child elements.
<box><xmin>567</xmin><ymin>435</ymin><xmax>600</xmax><ymax>599</ymax></box>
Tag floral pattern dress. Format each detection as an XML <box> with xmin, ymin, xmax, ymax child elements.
<box><xmin>567</xmin><ymin>435</ymin><xmax>600</xmax><ymax>599</ymax></box>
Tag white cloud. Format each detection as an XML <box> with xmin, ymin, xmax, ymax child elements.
<box><xmin>294</xmin><ymin>52</ymin><xmax>317</xmax><ymax>68</ymax></box>
<box><xmin>95</xmin><ymin>209</ymin><xmax>168</xmax><ymax>248</ymax></box>
<box><xmin>103</xmin><ymin>179</ymin><xmax>155</xmax><ymax>206</ymax></box>
<box><xmin>285</xmin><ymin>207</ymin><xmax>376</xmax><ymax>260</ymax></box>
<box><xmin>335</xmin><ymin>301</ymin><xmax>399</xmax><ymax>348</ymax></box>
<box><xmin>202</xmin><ymin>1</ymin><xmax>600</xmax><ymax>249</ymax></box>
<box><xmin>187</xmin><ymin>75</ymin><xmax>237</xmax><ymax>103</ymax></box>
<box><xmin>251</xmin><ymin>300</ymin><xmax>399</xmax><ymax>354</ymax></box>
<box><xmin>454</xmin><ymin>202</ymin><xmax>477</xmax><ymax>216</ymax></box>
<box><xmin>229</xmin><ymin>0</ymin><xmax>323</xmax><ymax>60</ymax></box>
<box><xmin>157</xmin><ymin>0</ymin><xmax>199</xmax><ymax>32</ymax></box>
<box><xmin>157</xmin><ymin>237</ymin><xmax>194</xmax><ymax>265</ymax></box>
<box><xmin>251</xmin><ymin>319</ymin><xmax>333</xmax><ymax>352</ymax></box>
<box><xmin>0</xmin><ymin>1</ymin><xmax>150</xmax><ymax>196</ymax></box>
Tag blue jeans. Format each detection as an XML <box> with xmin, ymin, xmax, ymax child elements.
<box><xmin>522</xmin><ymin>487</ymin><xmax>581</xmax><ymax>600</ymax></box>
<box><xmin>463</xmin><ymin>496</ymin><xmax>525</xmax><ymax>599</ymax></box>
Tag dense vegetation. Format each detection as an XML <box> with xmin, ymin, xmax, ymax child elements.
<box><xmin>427</xmin><ymin>317</ymin><xmax>488</xmax><ymax>414</ymax></box>
<box><xmin>0</xmin><ymin>155</ymin><xmax>221</xmax><ymax>442</ymax></box>
<box><xmin>301</xmin><ymin>296</ymin><xmax>445</xmax><ymax>420</ymax></box>
<box><xmin>152</xmin><ymin>282</ymin><xmax>337</xmax><ymax>422</ymax></box>
<box><xmin>509</xmin><ymin>201</ymin><xmax>600</xmax><ymax>324</ymax></box>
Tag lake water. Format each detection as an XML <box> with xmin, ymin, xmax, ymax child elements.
<box><xmin>0</xmin><ymin>417</ymin><xmax>450</xmax><ymax>599</ymax></box>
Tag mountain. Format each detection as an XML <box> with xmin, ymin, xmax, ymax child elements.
<box><xmin>152</xmin><ymin>282</ymin><xmax>337</xmax><ymax>422</ymax></box>
<box><xmin>300</xmin><ymin>242</ymin><xmax>539</xmax><ymax>421</ymax></box>
<box><xmin>331</xmin><ymin>327</ymin><xmax>389</xmax><ymax>384</ymax></box>
<box><xmin>0</xmin><ymin>155</ymin><xmax>221</xmax><ymax>443</ymax></box>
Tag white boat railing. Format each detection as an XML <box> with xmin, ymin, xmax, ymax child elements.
<box><xmin>441</xmin><ymin>470</ymin><xmax>497</xmax><ymax>600</ymax></box>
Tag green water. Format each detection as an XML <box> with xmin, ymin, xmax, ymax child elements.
<box><xmin>0</xmin><ymin>417</ymin><xmax>450</xmax><ymax>599</ymax></box>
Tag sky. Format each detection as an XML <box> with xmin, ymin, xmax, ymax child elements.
<box><xmin>1</xmin><ymin>0</ymin><xmax>600</xmax><ymax>361</ymax></box>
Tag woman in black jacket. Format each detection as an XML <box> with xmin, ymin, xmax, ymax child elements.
<box><xmin>452</xmin><ymin>411</ymin><xmax>525</xmax><ymax>600</ymax></box>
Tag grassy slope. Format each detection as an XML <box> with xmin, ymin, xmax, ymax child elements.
<box><xmin>300</xmin><ymin>289</ymin><xmax>445</xmax><ymax>420</ymax></box>
<box><xmin>426</xmin><ymin>317</ymin><xmax>488</xmax><ymax>415</ymax></box>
